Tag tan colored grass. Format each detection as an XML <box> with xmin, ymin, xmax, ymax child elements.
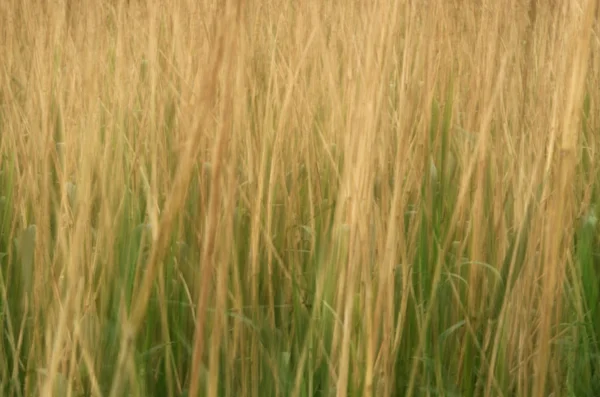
<box><xmin>1</xmin><ymin>0</ymin><xmax>600</xmax><ymax>396</ymax></box>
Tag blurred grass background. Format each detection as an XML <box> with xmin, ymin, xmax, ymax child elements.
<box><xmin>2</xmin><ymin>0</ymin><xmax>600</xmax><ymax>396</ymax></box>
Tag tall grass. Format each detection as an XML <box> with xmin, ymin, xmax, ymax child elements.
<box><xmin>2</xmin><ymin>0</ymin><xmax>600</xmax><ymax>396</ymax></box>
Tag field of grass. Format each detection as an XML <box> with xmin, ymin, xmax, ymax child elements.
<box><xmin>3</xmin><ymin>0</ymin><xmax>600</xmax><ymax>396</ymax></box>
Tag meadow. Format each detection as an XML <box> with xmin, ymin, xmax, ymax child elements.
<box><xmin>2</xmin><ymin>1</ymin><xmax>600</xmax><ymax>396</ymax></box>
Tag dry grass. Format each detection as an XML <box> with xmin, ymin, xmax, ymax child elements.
<box><xmin>2</xmin><ymin>0</ymin><xmax>600</xmax><ymax>396</ymax></box>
